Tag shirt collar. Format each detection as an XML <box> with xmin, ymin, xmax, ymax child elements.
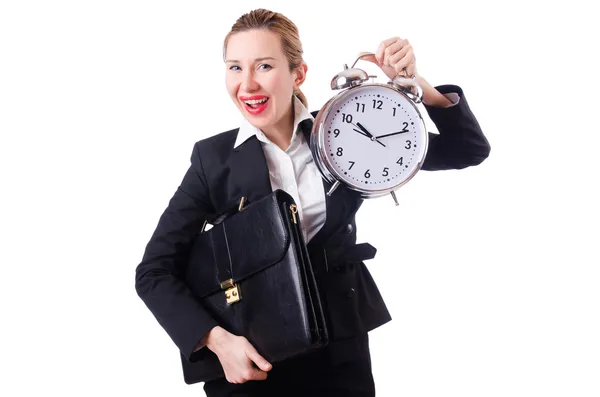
<box><xmin>233</xmin><ymin>95</ymin><xmax>314</xmax><ymax>149</ymax></box>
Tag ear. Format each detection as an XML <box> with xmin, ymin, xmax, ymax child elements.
<box><xmin>293</xmin><ymin>62</ymin><xmax>308</xmax><ymax>90</ymax></box>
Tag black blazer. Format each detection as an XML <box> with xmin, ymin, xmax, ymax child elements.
<box><xmin>135</xmin><ymin>84</ymin><xmax>491</xmax><ymax>372</ymax></box>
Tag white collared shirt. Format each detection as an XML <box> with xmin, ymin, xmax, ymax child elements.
<box><xmin>234</xmin><ymin>96</ymin><xmax>327</xmax><ymax>242</ymax></box>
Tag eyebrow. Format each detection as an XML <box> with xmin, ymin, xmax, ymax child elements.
<box><xmin>225</xmin><ymin>57</ymin><xmax>277</xmax><ymax>63</ymax></box>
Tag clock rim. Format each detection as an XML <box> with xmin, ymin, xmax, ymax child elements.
<box><xmin>310</xmin><ymin>82</ymin><xmax>429</xmax><ymax>198</ymax></box>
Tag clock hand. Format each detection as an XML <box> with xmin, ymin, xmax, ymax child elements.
<box><xmin>374</xmin><ymin>138</ymin><xmax>386</xmax><ymax>148</ymax></box>
<box><xmin>353</xmin><ymin>122</ymin><xmax>387</xmax><ymax>148</ymax></box>
<box><xmin>374</xmin><ymin>130</ymin><xmax>411</xmax><ymax>139</ymax></box>
<box><xmin>353</xmin><ymin>129</ymin><xmax>387</xmax><ymax>147</ymax></box>
<box><xmin>352</xmin><ymin>128</ymin><xmax>371</xmax><ymax>139</ymax></box>
<box><xmin>356</xmin><ymin>122</ymin><xmax>374</xmax><ymax>138</ymax></box>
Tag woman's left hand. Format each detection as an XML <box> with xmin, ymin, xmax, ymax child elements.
<box><xmin>361</xmin><ymin>37</ymin><xmax>418</xmax><ymax>80</ymax></box>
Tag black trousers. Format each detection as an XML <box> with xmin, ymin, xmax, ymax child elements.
<box><xmin>203</xmin><ymin>334</ymin><xmax>375</xmax><ymax>397</ymax></box>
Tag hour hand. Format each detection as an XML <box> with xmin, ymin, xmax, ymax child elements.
<box><xmin>356</xmin><ymin>122</ymin><xmax>374</xmax><ymax>138</ymax></box>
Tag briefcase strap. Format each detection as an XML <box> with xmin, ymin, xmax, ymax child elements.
<box><xmin>310</xmin><ymin>243</ymin><xmax>377</xmax><ymax>274</ymax></box>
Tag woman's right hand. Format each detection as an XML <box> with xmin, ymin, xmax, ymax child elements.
<box><xmin>204</xmin><ymin>326</ymin><xmax>273</xmax><ymax>384</ymax></box>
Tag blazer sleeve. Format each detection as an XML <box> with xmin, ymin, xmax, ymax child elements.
<box><xmin>135</xmin><ymin>141</ymin><xmax>218</xmax><ymax>362</ymax></box>
<box><xmin>420</xmin><ymin>84</ymin><xmax>491</xmax><ymax>171</ymax></box>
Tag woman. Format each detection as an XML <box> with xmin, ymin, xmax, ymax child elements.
<box><xmin>135</xmin><ymin>8</ymin><xmax>491</xmax><ymax>397</ymax></box>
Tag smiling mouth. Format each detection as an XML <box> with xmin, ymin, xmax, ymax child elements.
<box><xmin>241</xmin><ymin>96</ymin><xmax>269</xmax><ymax>114</ymax></box>
<box><xmin>243</xmin><ymin>97</ymin><xmax>269</xmax><ymax>108</ymax></box>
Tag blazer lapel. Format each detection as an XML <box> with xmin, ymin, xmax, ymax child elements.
<box><xmin>227</xmin><ymin>134</ymin><xmax>273</xmax><ymax>207</ymax></box>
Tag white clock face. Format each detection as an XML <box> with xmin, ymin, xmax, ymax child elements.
<box><xmin>320</xmin><ymin>84</ymin><xmax>427</xmax><ymax>191</ymax></box>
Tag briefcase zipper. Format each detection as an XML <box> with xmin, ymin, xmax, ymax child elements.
<box><xmin>290</xmin><ymin>204</ymin><xmax>298</xmax><ymax>224</ymax></box>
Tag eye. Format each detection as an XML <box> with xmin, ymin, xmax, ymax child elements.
<box><xmin>229</xmin><ymin>65</ymin><xmax>241</xmax><ymax>71</ymax></box>
<box><xmin>258</xmin><ymin>64</ymin><xmax>272</xmax><ymax>70</ymax></box>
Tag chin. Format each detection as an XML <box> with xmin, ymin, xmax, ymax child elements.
<box><xmin>240</xmin><ymin>107</ymin><xmax>275</xmax><ymax>129</ymax></box>
<box><xmin>247</xmin><ymin>118</ymin><xmax>273</xmax><ymax>131</ymax></box>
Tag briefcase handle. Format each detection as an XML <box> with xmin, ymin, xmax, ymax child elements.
<box><xmin>200</xmin><ymin>196</ymin><xmax>248</xmax><ymax>233</ymax></box>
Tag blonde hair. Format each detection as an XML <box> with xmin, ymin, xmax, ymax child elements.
<box><xmin>223</xmin><ymin>8</ymin><xmax>308</xmax><ymax>108</ymax></box>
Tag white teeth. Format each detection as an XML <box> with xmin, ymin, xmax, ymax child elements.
<box><xmin>244</xmin><ymin>98</ymin><xmax>268</xmax><ymax>105</ymax></box>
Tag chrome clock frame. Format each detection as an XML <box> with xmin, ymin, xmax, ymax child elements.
<box><xmin>310</xmin><ymin>81</ymin><xmax>429</xmax><ymax>202</ymax></box>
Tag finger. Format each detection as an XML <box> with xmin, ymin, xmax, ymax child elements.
<box><xmin>375</xmin><ymin>42</ymin><xmax>385</xmax><ymax>64</ymax></box>
<box><xmin>245</xmin><ymin>345</ymin><xmax>272</xmax><ymax>372</ymax></box>
<box><xmin>375</xmin><ymin>37</ymin><xmax>398</xmax><ymax>63</ymax></box>
<box><xmin>249</xmin><ymin>368</ymin><xmax>268</xmax><ymax>381</ymax></box>
<box><xmin>236</xmin><ymin>367</ymin><xmax>267</xmax><ymax>384</ymax></box>
<box><xmin>387</xmin><ymin>43</ymin><xmax>411</xmax><ymax>67</ymax></box>
<box><xmin>393</xmin><ymin>48</ymin><xmax>415</xmax><ymax>76</ymax></box>
<box><xmin>383</xmin><ymin>39</ymin><xmax>406</xmax><ymax>67</ymax></box>
<box><xmin>358</xmin><ymin>51</ymin><xmax>378</xmax><ymax>65</ymax></box>
<box><xmin>405</xmin><ymin>59</ymin><xmax>417</xmax><ymax>77</ymax></box>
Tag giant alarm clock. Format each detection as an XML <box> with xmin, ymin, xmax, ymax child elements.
<box><xmin>310</xmin><ymin>52</ymin><xmax>427</xmax><ymax>205</ymax></box>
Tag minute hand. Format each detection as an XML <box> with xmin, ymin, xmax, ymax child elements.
<box><xmin>375</xmin><ymin>130</ymin><xmax>411</xmax><ymax>139</ymax></box>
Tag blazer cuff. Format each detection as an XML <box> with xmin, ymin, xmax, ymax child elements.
<box><xmin>184</xmin><ymin>319</ymin><xmax>219</xmax><ymax>362</ymax></box>
<box><xmin>422</xmin><ymin>84</ymin><xmax>468</xmax><ymax>121</ymax></box>
<box><xmin>442</xmin><ymin>92</ymin><xmax>460</xmax><ymax>107</ymax></box>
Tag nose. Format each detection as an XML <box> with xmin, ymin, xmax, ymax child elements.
<box><xmin>240</xmin><ymin>69</ymin><xmax>259</xmax><ymax>93</ymax></box>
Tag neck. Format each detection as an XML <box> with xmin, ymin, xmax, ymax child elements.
<box><xmin>262</xmin><ymin>98</ymin><xmax>295</xmax><ymax>151</ymax></box>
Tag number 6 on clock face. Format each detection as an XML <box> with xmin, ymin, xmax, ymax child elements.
<box><xmin>311</xmin><ymin>83</ymin><xmax>428</xmax><ymax>198</ymax></box>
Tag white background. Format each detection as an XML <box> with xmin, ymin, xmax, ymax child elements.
<box><xmin>1</xmin><ymin>1</ymin><xmax>599</xmax><ymax>396</ymax></box>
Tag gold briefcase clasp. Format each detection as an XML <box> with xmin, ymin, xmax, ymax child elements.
<box><xmin>220</xmin><ymin>278</ymin><xmax>241</xmax><ymax>304</ymax></box>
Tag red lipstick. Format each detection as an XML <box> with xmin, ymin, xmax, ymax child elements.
<box><xmin>240</xmin><ymin>95</ymin><xmax>269</xmax><ymax>115</ymax></box>
<box><xmin>239</xmin><ymin>95</ymin><xmax>268</xmax><ymax>100</ymax></box>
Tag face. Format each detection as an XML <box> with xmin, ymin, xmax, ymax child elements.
<box><xmin>225</xmin><ymin>29</ymin><xmax>306</xmax><ymax>132</ymax></box>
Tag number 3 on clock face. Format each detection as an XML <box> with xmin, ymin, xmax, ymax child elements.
<box><xmin>319</xmin><ymin>84</ymin><xmax>428</xmax><ymax>192</ymax></box>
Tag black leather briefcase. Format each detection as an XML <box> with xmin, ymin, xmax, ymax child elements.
<box><xmin>180</xmin><ymin>189</ymin><xmax>329</xmax><ymax>384</ymax></box>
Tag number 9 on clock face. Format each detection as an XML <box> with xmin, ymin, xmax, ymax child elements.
<box><xmin>312</xmin><ymin>84</ymin><xmax>428</xmax><ymax>196</ymax></box>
